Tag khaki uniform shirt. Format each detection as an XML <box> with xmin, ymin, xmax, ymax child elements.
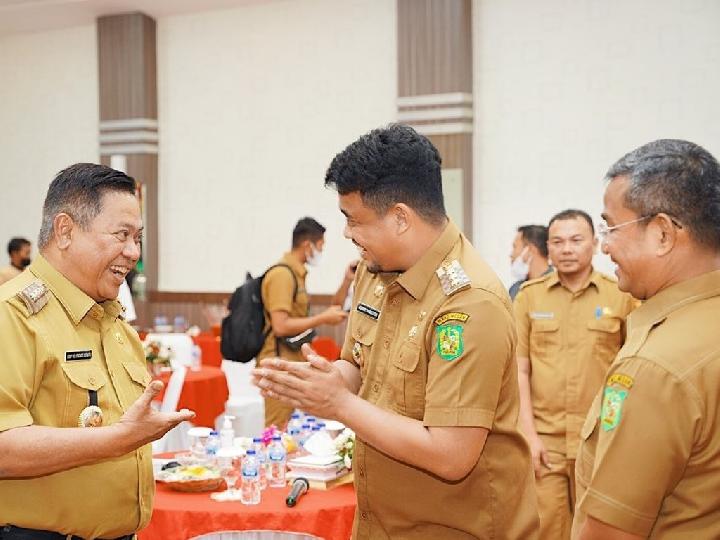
<box><xmin>258</xmin><ymin>253</ymin><xmax>309</xmax><ymax>362</ymax></box>
<box><xmin>342</xmin><ymin>221</ymin><xmax>539</xmax><ymax>540</ymax></box>
<box><xmin>514</xmin><ymin>271</ymin><xmax>636</xmax><ymax>457</ymax></box>
<box><xmin>573</xmin><ymin>270</ymin><xmax>720</xmax><ymax>539</ymax></box>
<box><xmin>0</xmin><ymin>264</ymin><xmax>21</xmax><ymax>285</ymax></box>
<box><xmin>0</xmin><ymin>255</ymin><xmax>153</xmax><ymax>539</ymax></box>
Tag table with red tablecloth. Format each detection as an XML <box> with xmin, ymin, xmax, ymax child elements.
<box><xmin>156</xmin><ymin>366</ymin><xmax>229</xmax><ymax>428</ymax></box>
<box><xmin>138</xmin><ymin>481</ymin><xmax>356</xmax><ymax>540</ymax></box>
<box><xmin>192</xmin><ymin>332</ymin><xmax>223</xmax><ymax>368</ymax></box>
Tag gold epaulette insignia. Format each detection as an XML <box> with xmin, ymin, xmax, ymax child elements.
<box><xmin>436</xmin><ymin>260</ymin><xmax>471</xmax><ymax>296</ymax></box>
<box><xmin>16</xmin><ymin>280</ymin><xmax>49</xmax><ymax>315</ymax></box>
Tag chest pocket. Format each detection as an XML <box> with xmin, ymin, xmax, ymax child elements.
<box><xmin>59</xmin><ymin>361</ymin><xmax>107</xmax><ymax>427</ymax></box>
<box><xmin>576</xmin><ymin>393</ymin><xmax>602</xmax><ymax>487</ymax></box>
<box><xmin>389</xmin><ymin>340</ymin><xmax>425</xmax><ymax>420</ymax></box>
<box><xmin>587</xmin><ymin>318</ymin><xmax>623</xmax><ymax>366</ymax></box>
<box><xmin>529</xmin><ymin>319</ymin><xmax>560</xmax><ymax>357</ymax></box>
<box><xmin>122</xmin><ymin>359</ymin><xmax>151</xmax><ymax>395</ymax></box>
<box><xmin>352</xmin><ymin>317</ymin><xmax>377</xmax><ymax>379</ymax></box>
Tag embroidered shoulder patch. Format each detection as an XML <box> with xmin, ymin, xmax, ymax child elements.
<box><xmin>607</xmin><ymin>373</ymin><xmax>634</xmax><ymax>389</ymax></box>
<box><xmin>434</xmin><ymin>312</ymin><xmax>470</xmax><ymax>326</ymax></box>
<box><xmin>436</xmin><ymin>324</ymin><xmax>464</xmax><ymax>361</ymax></box>
<box><xmin>600</xmin><ymin>386</ymin><xmax>628</xmax><ymax>431</ymax></box>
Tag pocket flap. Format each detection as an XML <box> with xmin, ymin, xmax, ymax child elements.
<box><xmin>351</xmin><ymin>318</ymin><xmax>377</xmax><ymax>346</ymax></box>
<box><xmin>60</xmin><ymin>362</ymin><xmax>106</xmax><ymax>391</ymax></box>
<box><xmin>122</xmin><ymin>360</ymin><xmax>152</xmax><ymax>387</ymax></box>
<box><xmin>532</xmin><ymin>319</ymin><xmax>560</xmax><ymax>332</ymax></box>
<box><xmin>587</xmin><ymin>318</ymin><xmax>621</xmax><ymax>333</ymax></box>
<box><xmin>393</xmin><ymin>341</ymin><xmax>421</xmax><ymax>372</ymax></box>
<box><xmin>581</xmin><ymin>396</ymin><xmax>602</xmax><ymax>439</ymax></box>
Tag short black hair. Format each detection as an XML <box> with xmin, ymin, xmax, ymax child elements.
<box><xmin>324</xmin><ymin>124</ymin><xmax>446</xmax><ymax>225</ymax></box>
<box><xmin>292</xmin><ymin>217</ymin><xmax>326</xmax><ymax>248</ymax></box>
<box><xmin>38</xmin><ymin>163</ymin><xmax>136</xmax><ymax>248</ymax></box>
<box><xmin>517</xmin><ymin>225</ymin><xmax>549</xmax><ymax>258</ymax></box>
<box><xmin>606</xmin><ymin>139</ymin><xmax>720</xmax><ymax>250</ymax></box>
<box><xmin>7</xmin><ymin>237</ymin><xmax>30</xmax><ymax>256</ymax></box>
<box><xmin>548</xmin><ymin>209</ymin><xmax>595</xmax><ymax>235</ymax></box>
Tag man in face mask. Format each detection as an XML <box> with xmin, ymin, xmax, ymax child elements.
<box><xmin>258</xmin><ymin>217</ymin><xmax>348</xmax><ymax>427</ymax></box>
<box><xmin>508</xmin><ymin>225</ymin><xmax>551</xmax><ymax>300</ymax></box>
<box><xmin>0</xmin><ymin>237</ymin><xmax>32</xmax><ymax>286</ymax></box>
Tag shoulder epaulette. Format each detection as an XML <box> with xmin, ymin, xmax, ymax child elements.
<box><xmin>521</xmin><ymin>273</ymin><xmax>552</xmax><ymax>289</ymax></box>
<box><xmin>436</xmin><ymin>259</ymin><xmax>472</xmax><ymax>296</ymax></box>
<box><xmin>15</xmin><ymin>279</ymin><xmax>49</xmax><ymax>316</ymax></box>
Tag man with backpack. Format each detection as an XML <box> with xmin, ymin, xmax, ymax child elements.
<box><xmin>258</xmin><ymin>217</ymin><xmax>347</xmax><ymax>427</ymax></box>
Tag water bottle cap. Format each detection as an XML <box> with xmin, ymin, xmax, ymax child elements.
<box><xmin>306</xmin><ymin>417</ymin><xmax>316</xmax><ymax>422</ymax></box>
<box><xmin>311</xmin><ymin>426</ymin><xmax>320</xmax><ymax>431</ymax></box>
<box><xmin>301</xmin><ymin>424</ymin><xmax>310</xmax><ymax>429</ymax></box>
<box><xmin>210</xmin><ymin>430</ymin><xmax>219</xmax><ymax>436</ymax></box>
<box><xmin>291</xmin><ymin>413</ymin><xmax>300</xmax><ymax>418</ymax></box>
<box><xmin>247</xmin><ymin>449</ymin><xmax>256</xmax><ymax>455</ymax></box>
<box><xmin>252</xmin><ymin>437</ymin><xmax>262</xmax><ymax>443</ymax></box>
<box><xmin>272</xmin><ymin>435</ymin><xmax>281</xmax><ymax>441</ymax></box>
<box><xmin>317</xmin><ymin>422</ymin><xmax>326</xmax><ymax>428</ymax></box>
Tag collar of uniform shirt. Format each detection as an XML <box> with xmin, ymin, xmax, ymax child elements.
<box><xmin>546</xmin><ymin>268</ymin><xmax>602</xmax><ymax>292</ymax></box>
<box><xmin>395</xmin><ymin>220</ymin><xmax>460</xmax><ymax>300</ymax></box>
<box><xmin>626</xmin><ymin>269</ymin><xmax>720</xmax><ymax>332</ymax></box>
<box><xmin>29</xmin><ymin>254</ymin><xmax>96</xmax><ymax>325</ymax></box>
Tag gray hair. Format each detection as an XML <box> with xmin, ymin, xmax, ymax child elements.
<box><xmin>38</xmin><ymin>163</ymin><xmax>137</xmax><ymax>249</ymax></box>
<box><xmin>605</xmin><ymin>139</ymin><xmax>720</xmax><ymax>250</ymax></box>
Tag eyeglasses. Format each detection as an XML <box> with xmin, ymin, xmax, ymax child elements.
<box><xmin>597</xmin><ymin>215</ymin><xmax>653</xmax><ymax>241</ymax></box>
<box><xmin>598</xmin><ymin>214</ymin><xmax>683</xmax><ymax>241</ymax></box>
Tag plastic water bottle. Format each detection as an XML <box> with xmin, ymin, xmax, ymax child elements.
<box><xmin>190</xmin><ymin>344</ymin><xmax>202</xmax><ymax>372</ymax></box>
<box><xmin>240</xmin><ymin>449</ymin><xmax>261</xmax><ymax>505</ymax></box>
<box><xmin>288</xmin><ymin>412</ymin><xmax>302</xmax><ymax>433</ymax></box>
<box><xmin>205</xmin><ymin>430</ymin><xmax>220</xmax><ymax>457</ymax></box>
<box><xmin>173</xmin><ymin>315</ymin><xmax>187</xmax><ymax>333</ymax></box>
<box><xmin>268</xmin><ymin>435</ymin><xmax>287</xmax><ymax>487</ymax></box>
<box><xmin>298</xmin><ymin>424</ymin><xmax>312</xmax><ymax>447</ymax></box>
<box><xmin>252</xmin><ymin>437</ymin><xmax>268</xmax><ymax>490</ymax></box>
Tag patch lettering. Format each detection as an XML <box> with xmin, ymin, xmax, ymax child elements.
<box><xmin>530</xmin><ymin>311</ymin><xmax>555</xmax><ymax>320</ymax></box>
<box><xmin>357</xmin><ymin>303</ymin><xmax>380</xmax><ymax>320</ymax></box>
<box><xmin>65</xmin><ymin>350</ymin><xmax>93</xmax><ymax>362</ymax></box>
<box><xmin>434</xmin><ymin>312</ymin><xmax>470</xmax><ymax>326</ymax></box>
<box><xmin>607</xmin><ymin>373</ymin><xmax>634</xmax><ymax>389</ymax></box>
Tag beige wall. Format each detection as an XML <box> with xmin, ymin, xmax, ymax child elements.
<box><xmin>0</xmin><ymin>24</ymin><xmax>99</xmax><ymax>250</ymax></box>
<box><xmin>156</xmin><ymin>0</ymin><xmax>397</xmax><ymax>292</ymax></box>
<box><xmin>473</xmin><ymin>0</ymin><xmax>720</xmax><ymax>285</ymax></box>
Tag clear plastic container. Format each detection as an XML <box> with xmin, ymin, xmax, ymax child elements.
<box><xmin>240</xmin><ymin>449</ymin><xmax>261</xmax><ymax>505</ymax></box>
<box><xmin>252</xmin><ymin>437</ymin><xmax>268</xmax><ymax>490</ymax></box>
<box><xmin>267</xmin><ymin>435</ymin><xmax>287</xmax><ymax>488</ymax></box>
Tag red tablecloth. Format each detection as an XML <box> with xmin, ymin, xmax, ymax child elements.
<box><xmin>156</xmin><ymin>366</ymin><xmax>229</xmax><ymax>428</ymax></box>
<box><xmin>192</xmin><ymin>332</ymin><xmax>223</xmax><ymax>368</ymax></box>
<box><xmin>138</xmin><ymin>481</ymin><xmax>356</xmax><ymax>540</ymax></box>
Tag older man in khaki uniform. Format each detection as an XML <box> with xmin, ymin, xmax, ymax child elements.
<box><xmin>253</xmin><ymin>125</ymin><xmax>539</xmax><ymax>539</ymax></box>
<box><xmin>514</xmin><ymin>209</ymin><xmax>636</xmax><ymax>540</ymax></box>
<box><xmin>0</xmin><ymin>163</ymin><xmax>192</xmax><ymax>540</ymax></box>
<box><xmin>259</xmin><ymin>217</ymin><xmax>347</xmax><ymax>427</ymax></box>
<box><xmin>572</xmin><ymin>139</ymin><xmax>720</xmax><ymax>539</ymax></box>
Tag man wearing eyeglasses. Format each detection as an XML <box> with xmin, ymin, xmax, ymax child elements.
<box><xmin>572</xmin><ymin>139</ymin><xmax>720</xmax><ymax>540</ymax></box>
<box><xmin>514</xmin><ymin>209</ymin><xmax>637</xmax><ymax>540</ymax></box>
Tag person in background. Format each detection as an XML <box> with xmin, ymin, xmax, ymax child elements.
<box><xmin>259</xmin><ymin>217</ymin><xmax>348</xmax><ymax>427</ymax></box>
<box><xmin>0</xmin><ymin>237</ymin><xmax>32</xmax><ymax>285</ymax></box>
<box><xmin>573</xmin><ymin>139</ymin><xmax>720</xmax><ymax>539</ymax></box>
<box><xmin>253</xmin><ymin>124</ymin><xmax>539</xmax><ymax>539</ymax></box>
<box><xmin>514</xmin><ymin>209</ymin><xmax>637</xmax><ymax>540</ymax></box>
<box><xmin>0</xmin><ymin>163</ymin><xmax>194</xmax><ymax>540</ymax></box>
<box><xmin>509</xmin><ymin>225</ymin><xmax>551</xmax><ymax>299</ymax></box>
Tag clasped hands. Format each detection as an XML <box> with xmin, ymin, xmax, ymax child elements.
<box><xmin>251</xmin><ymin>343</ymin><xmax>349</xmax><ymax>419</ymax></box>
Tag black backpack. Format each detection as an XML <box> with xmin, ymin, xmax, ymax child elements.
<box><xmin>220</xmin><ymin>264</ymin><xmax>297</xmax><ymax>363</ymax></box>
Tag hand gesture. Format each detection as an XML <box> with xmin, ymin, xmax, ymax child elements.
<box><xmin>321</xmin><ymin>305</ymin><xmax>348</xmax><ymax>326</ymax></box>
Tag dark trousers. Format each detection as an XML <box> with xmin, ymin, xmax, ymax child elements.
<box><xmin>0</xmin><ymin>525</ymin><xmax>134</xmax><ymax>540</ymax></box>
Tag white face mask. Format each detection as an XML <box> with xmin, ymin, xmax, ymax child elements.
<box><xmin>307</xmin><ymin>245</ymin><xmax>323</xmax><ymax>267</ymax></box>
<box><xmin>510</xmin><ymin>246</ymin><xmax>531</xmax><ymax>282</ymax></box>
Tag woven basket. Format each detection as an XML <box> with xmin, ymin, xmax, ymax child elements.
<box><xmin>165</xmin><ymin>477</ymin><xmax>226</xmax><ymax>493</ymax></box>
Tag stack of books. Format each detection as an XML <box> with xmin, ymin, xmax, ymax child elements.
<box><xmin>286</xmin><ymin>453</ymin><xmax>353</xmax><ymax>490</ymax></box>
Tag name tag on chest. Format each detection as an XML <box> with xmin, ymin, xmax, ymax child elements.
<box><xmin>357</xmin><ymin>303</ymin><xmax>380</xmax><ymax>320</ymax></box>
<box><xmin>66</xmin><ymin>350</ymin><xmax>93</xmax><ymax>361</ymax></box>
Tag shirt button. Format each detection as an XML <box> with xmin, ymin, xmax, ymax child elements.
<box><xmin>88</xmin><ymin>376</ymin><xmax>96</xmax><ymax>385</ymax></box>
<box><xmin>391</xmin><ymin>297</ymin><xmax>400</xmax><ymax>306</ymax></box>
<box><xmin>372</xmin><ymin>383</ymin><xmax>380</xmax><ymax>393</ymax></box>
<box><xmin>383</xmin><ymin>340</ymin><xmax>389</xmax><ymax>349</ymax></box>
<box><xmin>361</xmin><ymin>511</ymin><xmax>369</xmax><ymax>520</ymax></box>
<box><xmin>359</xmin><ymin>466</ymin><xmax>365</xmax><ymax>477</ymax></box>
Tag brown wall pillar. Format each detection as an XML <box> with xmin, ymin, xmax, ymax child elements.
<box><xmin>97</xmin><ymin>12</ymin><xmax>159</xmax><ymax>291</ymax></box>
<box><xmin>397</xmin><ymin>0</ymin><xmax>473</xmax><ymax>239</ymax></box>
